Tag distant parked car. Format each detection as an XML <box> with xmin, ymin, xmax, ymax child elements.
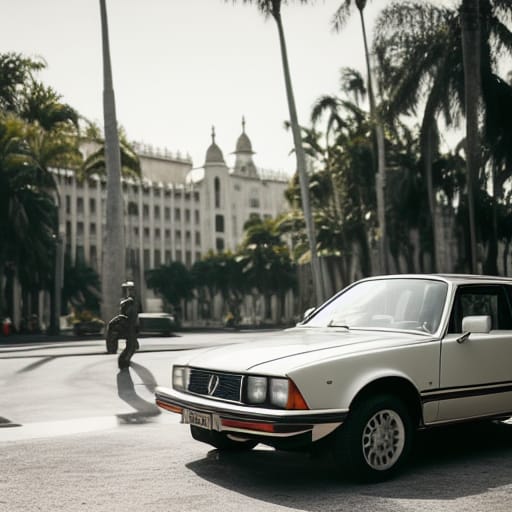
<box><xmin>156</xmin><ymin>274</ymin><xmax>512</xmax><ymax>481</ymax></box>
<box><xmin>138</xmin><ymin>312</ymin><xmax>176</xmax><ymax>336</ymax></box>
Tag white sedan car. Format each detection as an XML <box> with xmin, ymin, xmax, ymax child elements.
<box><xmin>155</xmin><ymin>274</ymin><xmax>512</xmax><ymax>481</ymax></box>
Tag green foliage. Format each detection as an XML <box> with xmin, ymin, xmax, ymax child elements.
<box><xmin>237</xmin><ymin>216</ymin><xmax>296</xmax><ymax>297</ymax></box>
<box><xmin>62</xmin><ymin>254</ymin><xmax>101</xmax><ymax>315</ymax></box>
<box><xmin>0</xmin><ymin>53</ymin><xmax>45</xmax><ymax>114</ymax></box>
<box><xmin>146</xmin><ymin>262</ymin><xmax>195</xmax><ymax>311</ymax></box>
<box><xmin>374</xmin><ymin>0</ymin><xmax>512</xmax><ymax>273</ymax></box>
<box><xmin>0</xmin><ymin>112</ymin><xmax>57</xmax><ymax>295</ymax></box>
<box><xmin>159</xmin><ymin>217</ymin><xmax>296</xmax><ymax>323</ymax></box>
<box><xmin>191</xmin><ymin>251</ymin><xmax>248</xmax><ymax>321</ymax></box>
<box><xmin>79</xmin><ymin>123</ymin><xmax>141</xmax><ymax>181</ymax></box>
<box><xmin>0</xmin><ymin>52</ymin><xmax>83</xmax><ymax>318</ymax></box>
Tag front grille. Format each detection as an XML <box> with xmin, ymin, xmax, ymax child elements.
<box><xmin>188</xmin><ymin>368</ymin><xmax>243</xmax><ymax>402</ymax></box>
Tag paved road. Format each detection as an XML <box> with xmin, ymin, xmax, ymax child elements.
<box><xmin>0</xmin><ymin>330</ymin><xmax>274</xmax><ymax>430</ymax></box>
<box><xmin>2</xmin><ymin>332</ymin><xmax>512</xmax><ymax>512</ymax></box>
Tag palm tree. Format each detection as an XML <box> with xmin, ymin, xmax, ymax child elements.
<box><xmin>0</xmin><ymin>53</ymin><xmax>45</xmax><ymax>114</ymax></box>
<box><xmin>332</xmin><ymin>0</ymin><xmax>388</xmax><ymax>273</ymax></box>
<box><xmin>80</xmin><ymin>124</ymin><xmax>141</xmax><ymax>181</ymax></box>
<box><xmin>227</xmin><ymin>0</ymin><xmax>325</xmax><ymax>304</ymax></box>
<box><xmin>0</xmin><ymin>54</ymin><xmax>82</xmax><ymax>331</ymax></box>
<box><xmin>460</xmin><ymin>0</ymin><xmax>481</xmax><ymax>273</ymax></box>
<box><xmin>99</xmin><ymin>0</ymin><xmax>125</xmax><ymax>322</ymax></box>
<box><xmin>375</xmin><ymin>0</ymin><xmax>512</xmax><ymax>273</ymax></box>
<box><xmin>22</xmin><ymin>87</ymin><xmax>82</xmax><ymax>333</ymax></box>
<box><xmin>374</xmin><ymin>2</ymin><xmax>456</xmax><ymax>272</ymax></box>
<box><xmin>238</xmin><ymin>216</ymin><xmax>296</xmax><ymax>321</ymax></box>
<box><xmin>0</xmin><ymin>113</ymin><xmax>57</xmax><ymax>321</ymax></box>
<box><xmin>309</xmin><ymin>96</ymin><xmax>375</xmax><ymax>281</ymax></box>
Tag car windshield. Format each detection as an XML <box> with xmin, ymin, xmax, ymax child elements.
<box><xmin>304</xmin><ymin>278</ymin><xmax>448</xmax><ymax>334</ymax></box>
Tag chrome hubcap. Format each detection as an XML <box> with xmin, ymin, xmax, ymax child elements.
<box><xmin>362</xmin><ymin>409</ymin><xmax>405</xmax><ymax>471</ymax></box>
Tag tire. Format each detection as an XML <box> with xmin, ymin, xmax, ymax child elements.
<box><xmin>190</xmin><ymin>425</ymin><xmax>258</xmax><ymax>451</ymax></box>
<box><xmin>335</xmin><ymin>394</ymin><xmax>414</xmax><ymax>482</ymax></box>
<box><xmin>106</xmin><ymin>337</ymin><xmax>118</xmax><ymax>354</ymax></box>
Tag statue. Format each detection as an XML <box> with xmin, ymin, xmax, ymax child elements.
<box><xmin>105</xmin><ymin>281</ymin><xmax>139</xmax><ymax>369</ymax></box>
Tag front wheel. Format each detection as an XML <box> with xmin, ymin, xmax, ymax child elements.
<box><xmin>335</xmin><ymin>394</ymin><xmax>414</xmax><ymax>482</ymax></box>
<box><xmin>190</xmin><ymin>426</ymin><xmax>258</xmax><ymax>451</ymax></box>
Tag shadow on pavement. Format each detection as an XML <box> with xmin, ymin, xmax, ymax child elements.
<box><xmin>116</xmin><ymin>362</ymin><xmax>161</xmax><ymax>425</ymax></box>
<box><xmin>185</xmin><ymin>420</ymin><xmax>512</xmax><ymax>510</ymax></box>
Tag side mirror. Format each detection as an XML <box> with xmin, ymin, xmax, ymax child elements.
<box><xmin>461</xmin><ymin>315</ymin><xmax>491</xmax><ymax>334</ymax></box>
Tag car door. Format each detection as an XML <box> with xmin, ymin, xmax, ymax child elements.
<box><xmin>437</xmin><ymin>284</ymin><xmax>512</xmax><ymax>422</ymax></box>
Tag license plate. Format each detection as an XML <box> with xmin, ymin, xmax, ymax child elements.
<box><xmin>183</xmin><ymin>409</ymin><xmax>212</xmax><ymax>430</ymax></box>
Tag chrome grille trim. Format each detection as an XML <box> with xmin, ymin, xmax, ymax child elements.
<box><xmin>187</xmin><ymin>368</ymin><xmax>243</xmax><ymax>403</ymax></box>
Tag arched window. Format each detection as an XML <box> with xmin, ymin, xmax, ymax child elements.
<box><xmin>214</xmin><ymin>177</ymin><xmax>221</xmax><ymax>208</ymax></box>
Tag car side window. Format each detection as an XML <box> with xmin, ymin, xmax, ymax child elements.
<box><xmin>448</xmin><ymin>285</ymin><xmax>512</xmax><ymax>333</ymax></box>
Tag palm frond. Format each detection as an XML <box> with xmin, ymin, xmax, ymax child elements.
<box><xmin>331</xmin><ymin>1</ymin><xmax>353</xmax><ymax>32</ymax></box>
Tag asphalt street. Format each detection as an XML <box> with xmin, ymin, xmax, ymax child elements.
<box><xmin>2</xmin><ymin>331</ymin><xmax>512</xmax><ymax>512</ymax></box>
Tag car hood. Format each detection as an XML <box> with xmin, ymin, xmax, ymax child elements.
<box><xmin>179</xmin><ymin>327</ymin><xmax>431</xmax><ymax>374</ymax></box>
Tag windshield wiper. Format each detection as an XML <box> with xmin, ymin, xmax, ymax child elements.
<box><xmin>327</xmin><ymin>320</ymin><xmax>350</xmax><ymax>329</ymax></box>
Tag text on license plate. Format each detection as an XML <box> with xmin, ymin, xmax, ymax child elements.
<box><xmin>183</xmin><ymin>409</ymin><xmax>212</xmax><ymax>429</ymax></box>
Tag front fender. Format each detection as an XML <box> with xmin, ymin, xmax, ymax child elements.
<box><xmin>286</xmin><ymin>342</ymin><xmax>440</xmax><ymax>413</ymax></box>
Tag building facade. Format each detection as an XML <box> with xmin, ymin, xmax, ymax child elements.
<box><xmin>54</xmin><ymin>122</ymin><xmax>290</xmax><ymax>323</ymax></box>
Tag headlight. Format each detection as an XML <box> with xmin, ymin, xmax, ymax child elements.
<box><xmin>270</xmin><ymin>378</ymin><xmax>289</xmax><ymax>408</ymax></box>
<box><xmin>172</xmin><ymin>366</ymin><xmax>189</xmax><ymax>391</ymax></box>
<box><xmin>247</xmin><ymin>376</ymin><xmax>267</xmax><ymax>403</ymax></box>
<box><xmin>246</xmin><ymin>376</ymin><xmax>309</xmax><ymax>410</ymax></box>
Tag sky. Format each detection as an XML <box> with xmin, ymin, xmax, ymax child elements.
<box><xmin>2</xmin><ymin>0</ymin><xmax>465</xmax><ymax>174</ymax></box>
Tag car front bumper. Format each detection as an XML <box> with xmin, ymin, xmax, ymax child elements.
<box><xmin>155</xmin><ymin>386</ymin><xmax>348</xmax><ymax>442</ymax></box>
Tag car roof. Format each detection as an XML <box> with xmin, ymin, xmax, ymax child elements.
<box><xmin>362</xmin><ymin>274</ymin><xmax>512</xmax><ymax>285</ymax></box>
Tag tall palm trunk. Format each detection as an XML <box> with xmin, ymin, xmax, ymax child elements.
<box><xmin>420</xmin><ymin>88</ymin><xmax>441</xmax><ymax>273</ymax></box>
<box><xmin>422</xmin><ymin>124</ymin><xmax>439</xmax><ymax>272</ymax></box>
<box><xmin>99</xmin><ymin>0</ymin><xmax>125</xmax><ymax>322</ymax></box>
<box><xmin>358</xmin><ymin>5</ymin><xmax>388</xmax><ymax>274</ymax></box>
<box><xmin>272</xmin><ymin>8</ymin><xmax>325</xmax><ymax>304</ymax></box>
<box><xmin>460</xmin><ymin>0</ymin><xmax>481</xmax><ymax>273</ymax></box>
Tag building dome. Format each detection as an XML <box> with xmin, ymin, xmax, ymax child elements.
<box><xmin>235</xmin><ymin>131</ymin><xmax>254</xmax><ymax>154</ymax></box>
<box><xmin>204</xmin><ymin>126</ymin><xmax>225</xmax><ymax>165</ymax></box>
<box><xmin>233</xmin><ymin>117</ymin><xmax>258</xmax><ymax>177</ymax></box>
<box><xmin>234</xmin><ymin>117</ymin><xmax>255</xmax><ymax>155</ymax></box>
<box><xmin>205</xmin><ymin>143</ymin><xmax>224</xmax><ymax>164</ymax></box>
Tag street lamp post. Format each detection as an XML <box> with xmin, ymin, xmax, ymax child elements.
<box><xmin>49</xmin><ymin>230</ymin><xmax>64</xmax><ymax>335</ymax></box>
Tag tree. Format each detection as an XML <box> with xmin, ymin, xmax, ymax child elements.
<box><xmin>310</xmin><ymin>68</ymin><xmax>375</xmax><ymax>280</ymax></box>
<box><xmin>192</xmin><ymin>255</ymin><xmax>218</xmax><ymax>320</ymax></box>
<box><xmin>80</xmin><ymin>123</ymin><xmax>141</xmax><ymax>181</ymax></box>
<box><xmin>0</xmin><ymin>53</ymin><xmax>82</xmax><ymax>330</ymax></box>
<box><xmin>375</xmin><ymin>0</ymin><xmax>512</xmax><ymax>273</ymax></box>
<box><xmin>99</xmin><ymin>0</ymin><xmax>125</xmax><ymax>322</ymax></box>
<box><xmin>460</xmin><ymin>0</ymin><xmax>481</xmax><ymax>273</ymax></box>
<box><xmin>61</xmin><ymin>254</ymin><xmax>101</xmax><ymax>314</ymax></box>
<box><xmin>238</xmin><ymin>217</ymin><xmax>296</xmax><ymax>321</ymax></box>
<box><xmin>0</xmin><ymin>53</ymin><xmax>44</xmax><ymax>114</ymax></box>
<box><xmin>332</xmin><ymin>0</ymin><xmax>388</xmax><ymax>273</ymax></box>
<box><xmin>227</xmin><ymin>0</ymin><xmax>325</xmax><ymax>304</ymax></box>
<box><xmin>375</xmin><ymin>2</ymin><xmax>455</xmax><ymax>272</ymax></box>
<box><xmin>22</xmin><ymin>84</ymin><xmax>82</xmax><ymax>333</ymax></box>
<box><xmin>0</xmin><ymin>113</ymin><xmax>57</xmax><ymax>320</ymax></box>
<box><xmin>146</xmin><ymin>262</ymin><xmax>194</xmax><ymax>318</ymax></box>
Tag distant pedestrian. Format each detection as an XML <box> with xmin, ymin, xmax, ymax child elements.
<box><xmin>105</xmin><ymin>281</ymin><xmax>139</xmax><ymax>369</ymax></box>
<box><xmin>117</xmin><ymin>281</ymin><xmax>139</xmax><ymax>369</ymax></box>
<box><xmin>224</xmin><ymin>311</ymin><xmax>235</xmax><ymax>328</ymax></box>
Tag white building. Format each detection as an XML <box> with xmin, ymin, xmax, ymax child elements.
<box><xmin>54</xmin><ymin>121</ymin><xmax>290</xmax><ymax>322</ymax></box>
